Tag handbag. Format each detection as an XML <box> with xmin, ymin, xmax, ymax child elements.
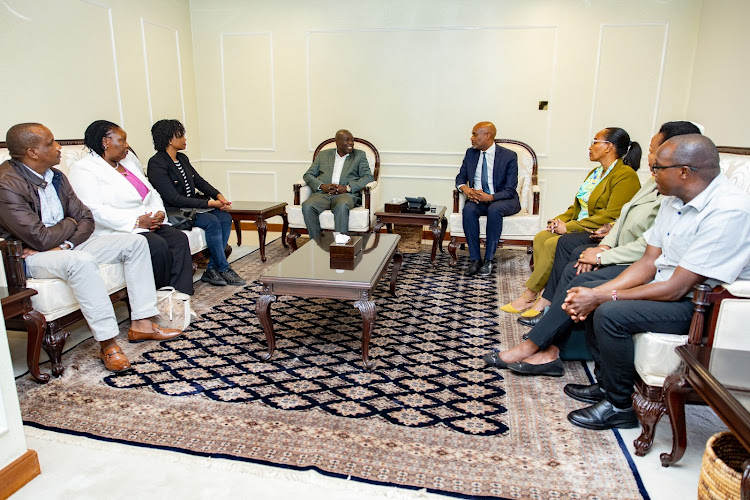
<box><xmin>155</xmin><ymin>286</ymin><xmax>196</xmax><ymax>330</ymax></box>
<box><xmin>167</xmin><ymin>208</ymin><xmax>197</xmax><ymax>231</ymax></box>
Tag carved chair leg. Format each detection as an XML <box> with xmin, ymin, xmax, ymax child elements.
<box><xmin>632</xmin><ymin>386</ymin><xmax>666</xmax><ymax>456</ymax></box>
<box><xmin>286</xmin><ymin>230</ymin><xmax>300</xmax><ymax>252</ymax></box>
<box><xmin>448</xmin><ymin>238</ymin><xmax>459</xmax><ymax>266</ymax></box>
<box><xmin>24</xmin><ymin>310</ymin><xmax>50</xmax><ymax>383</ymax></box>
<box><xmin>42</xmin><ymin>321</ymin><xmax>70</xmax><ymax>378</ymax></box>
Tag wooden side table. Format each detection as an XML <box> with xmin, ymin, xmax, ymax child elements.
<box><xmin>228</xmin><ymin>201</ymin><xmax>288</xmax><ymax>262</ymax></box>
<box><xmin>1</xmin><ymin>286</ymin><xmax>48</xmax><ymax>383</ymax></box>
<box><xmin>372</xmin><ymin>205</ymin><xmax>447</xmax><ymax>266</ymax></box>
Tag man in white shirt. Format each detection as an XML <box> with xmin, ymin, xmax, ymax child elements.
<box><xmin>301</xmin><ymin>129</ymin><xmax>374</xmax><ymax>238</ymax></box>
<box><xmin>560</xmin><ymin>134</ymin><xmax>750</xmax><ymax>430</ymax></box>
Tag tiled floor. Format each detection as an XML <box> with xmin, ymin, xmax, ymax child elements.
<box><xmin>9</xmin><ymin>232</ymin><xmax>729</xmax><ymax>499</ymax></box>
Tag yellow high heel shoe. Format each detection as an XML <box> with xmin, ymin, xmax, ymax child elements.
<box><xmin>500</xmin><ymin>295</ymin><xmax>538</xmax><ymax>314</ymax></box>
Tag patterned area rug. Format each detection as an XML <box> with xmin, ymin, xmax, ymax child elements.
<box><xmin>16</xmin><ymin>240</ymin><xmax>647</xmax><ymax>499</ymax></box>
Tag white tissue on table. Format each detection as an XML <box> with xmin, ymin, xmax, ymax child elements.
<box><xmin>334</xmin><ymin>233</ymin><xmax>351</xmax><ymax>244</ymax></box>
<box><xmin>391</xmin><ymin>198</ymin><xmax>406</xmax><ymax>203</ymax></box>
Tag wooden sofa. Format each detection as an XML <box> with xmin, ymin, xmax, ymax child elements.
<box><xmin>631</xmin><ymin>146</ymin><xmax>750</xmax><ymax>455</ymax></box>
<box><xmin>0</xmin><ymin>139</ymin><xmax>211</xmax><ymax>381</ymax></box>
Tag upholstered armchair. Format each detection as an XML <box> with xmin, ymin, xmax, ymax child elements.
<box><xmin>447</xmin><ymin>139</ymin><xmax>540</xmax><ymax>265</ymax></box>
<box><xmin>631</xmin><ymin>146</ymin><xmax>750</xmax><ymax>456</ymax></box>
<box><xmin>286</xmin><ymin>138</ymin><xmax>380</xmax><ymax>250</ymax></box>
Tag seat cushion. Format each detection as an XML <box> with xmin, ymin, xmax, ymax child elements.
<box><xmin>448</xmin><ymin>211</ymin><xmax>541</xmax><ymax>240</ymax></box>
<box><xmin>633</xmin><ymin>332</ymin><xmax>688</xmax><ymax>387</ymax></box>
<box><xmin>28</xmin><ymin>263</ymin><xmax>126</xmax><ymax>321</ymax></box>
<box><xmin>184</xmin><ymin>227</ymin><xmax>207</xmax><ymax>254</ymax></box>
<box><xmin>287</xmin><ymin>205</ymin><xmax>371</xmax><ymax>232</ymax></box>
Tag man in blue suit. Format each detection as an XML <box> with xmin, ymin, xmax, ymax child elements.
<box><xmin>455</xmin><ymin>122</ymin><xmax>521</xmax><ymax>277</ymax></box>
<box><xmin>302</xmin><ymin>129</ymin><xmax>374</xmax><ymax>238</ymax></box>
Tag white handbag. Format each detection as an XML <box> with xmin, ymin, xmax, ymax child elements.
<box><xmin>155</xmin><ymin>287</ymin><xmax>196</xmax><ymax>330</ymax></box>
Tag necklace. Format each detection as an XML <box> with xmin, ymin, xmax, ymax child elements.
<box><xmin>113</xmin><ymin>162</ymin><xmax>128</xmax><ymax>176</ymax></box>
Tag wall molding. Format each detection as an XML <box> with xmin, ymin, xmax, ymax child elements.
<box><xmin>80</xmin><ymin>0</ymin><xmax>124</xmax><ymax>126</ymax></box>
<box><xmin>306</xmin><ymin>25</ymin><xmax>557</xmax><ymax>155</ymax></box>
<box><xmin>220</xmin><ymin>32</ymin><xmax>276</xmax><ymax>152</ymax></box>
<box><xmin>140</xmin><ymin>17</ymin><xmax>187</xmax><ymax>126</ymax></box>
<box><xmin>0</xmin><ymin>450</ymin><xmax>40</xmax><ymax>499</ymax></box>
<box><xmin>226</xmin><ymin>170</ymin><xmax>277</xmax><ymax>200</ymax></box>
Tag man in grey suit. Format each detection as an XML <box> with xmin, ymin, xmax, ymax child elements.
<box><xmin>302</xmin><ymin>129</ymin><xmax>374</xmax><ymax>238</ymax></box>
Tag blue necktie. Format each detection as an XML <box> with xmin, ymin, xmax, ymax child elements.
<box><xmin>481</xmin><ymin>152</ymin><xmax>491</xmax><ymax>194</ymax></box>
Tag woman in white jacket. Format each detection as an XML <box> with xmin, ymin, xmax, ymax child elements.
<box><xmin>70</xmin><ymin>120</ymin><xmax>193</xmax><ymax>294</ymax></box>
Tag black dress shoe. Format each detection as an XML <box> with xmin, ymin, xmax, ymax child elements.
<box><xmin>201</xmin><ymin>268</ymin><xmax>228</xmax><ymax>286</ymax></box>
<box><xmin>482</xmin><ymin>350</ymin><xmax>509</xmax><ymax>369</ymax></box>
<box><xmin>564</xmin><ymin>383</ymin><xmax>606</xmax><ymax>404</ymax></box>
<box><xmin>518</xmin><ymin>314</ymin><xmax>542</xmax><ymax>328</ymax></box>
<box><xmin>508</xmin><ymin>358</ymin><xmax>564</xmax><ymax>377</ymax></box>
<box><xmin>567</xmin><ymin>400</ymin><xmax>639</xmax><ymax>430</ymax></box>
<box><xmin>465</xmin><ymin>260</ymin><xmax>482</xmax><ymax>276</ymax></box>
<box><xmin>477</xmin><ymin>260</ymin><xmax>492</xmax><ymax>277</ymax></box>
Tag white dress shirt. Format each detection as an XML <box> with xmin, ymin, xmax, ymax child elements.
<box><xmin>473</xmin><ymin>144</ymin><xmax>496</xmax><ymax>195</ymax></box>
<box><xmin>331</xmin><ymin>151</ymin><xmax>349</xmax><ymax>185</ymax></box>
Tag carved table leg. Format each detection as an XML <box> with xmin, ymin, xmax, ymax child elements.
<box><xmin>233</xmin><ymin>216</ymin><xmax>243</xmax><ymax>246</ymax></box>
<box><xmin>354</xmin><ymin>291</ymin><xmax>376</xmax><ymax>370</ymax></box>
<box><xmin>741</xmin><ymin>459</ymin><xmax>750</xmax><ymax>500</ymax></box>
<box><xmin>439</xmin><ymin>216</ymin><xmax>447</xmax><ymax>253</ymax></box>
<box><xmin>385</xmin><ymin>223</ymin><xmax>393</xmax><ymax>234</ymax></box>
<box><xmin>390</xmin><ymin>251</ymin><xmax>403</xmax><ymax>295</ymax></box>
<box><xmin>24</xmin><ymin>309</ymin><xmax>49</xmax><ymax>383</ymax></box>
<box><xmin>660</xmin><ymin>372</ymin><xmax>692</xmax><ymax>466</ymax></box>
<box><xmin>429</xmin><ymin>219</ymin><xmax>440</xmax><ymax>266</ymax></box>
<box><xmin>256</xmin><ymin>215</ymin><xmax>268</xmax><ymax>262</ymax></box>
<box><xmin>280</xmin><ymin>211</ymin><xmax>289</xmax><ymax>248</ymax></box>
<box><xmin>286</xmin><ymin>230</ymin><xmax>300</xmax><ymax>252</ymax></box>
<box><xmin>632</xmin><ymin>384</ymin><xmax>667</xmax><ymax>456</ymax></box>
<box><xmin>255</xmin><ymin>290</ymin><xmax>277</xmax><ymax>361</ymax></box>
<box><xmin>448</xmin><ymin>237</ymin><xmax>459</xmax><ymax>266</ymax></box>
<box><xmin>42</xmin><ymin>321</ymin><xmax>70</xmax><ymax>377</ymax></box>
<box><xmin>372</xmin><ymin>216</ymin><xmax>384</xmax><ymax>234</ymax></box>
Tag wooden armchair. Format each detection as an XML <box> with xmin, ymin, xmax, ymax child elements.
<box><xmin>285</xmin><ymin>138</ymin><xmax>380</xmax><ymax>250</ymax></box>
<box><xmin>447</xmin><ymin>139</ymin><xmax>540</xmax><ymax>265</ymax></box>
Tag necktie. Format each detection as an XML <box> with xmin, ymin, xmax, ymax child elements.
<box><xmin>481</xmin><ymin>152</ymin><xmax>491</xmax><ymax>194</ymax></box>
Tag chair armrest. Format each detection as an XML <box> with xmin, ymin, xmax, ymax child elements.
<box><xmin>453</xmin><ymin>189</ymin><xmax>468</xmax><ymax>213</ymax></box>
<box><xmin>531</xmin><ymin>185</ymin><xmax>541</xmax><ymax>193</ymax></box>
<box><xmin>0</xmin><ymin>239</ymin><xmax>27</xmax><ymax>291</ymax></box>
<box><xmin>365</xmin><ymin>180</ymin><xmax>378</xmax><ymax>190</ymax></box>
<box><xmin>724</xmin><ymin>280</ymin><xmax>750</xmax><ymax>298</ymax></box>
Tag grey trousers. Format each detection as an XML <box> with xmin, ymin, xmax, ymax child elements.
<box><xmin>24</xmin><ymin>234</ymin><xmax>159</xmax><ymax>341</ymax></box>
<box><xmin>301</xmin><ymin>192</ymin><xmax>356</xmax><ymax>238</ymax></box>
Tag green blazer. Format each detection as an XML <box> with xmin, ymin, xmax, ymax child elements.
<box><xmin>303</xmin><ymin>149</ymin><xmax>374</xmax><ymax>205</ymax></box>
<box><xmin>557</xmin><ymin>159</ymin><xmax>641</xmax><ymax>232</ymax></box>
<box><xmin>599</xmin><ymin>177</ymin><xmax>661</xmax><ymax>266</ymax></box>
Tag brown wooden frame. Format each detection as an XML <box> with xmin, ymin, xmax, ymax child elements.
<box><xmin>632</xmin><ymin>145</ymin><xmax>750</xmax><ymax>456</ymax></box>
<box><xmin>286</xmin><ymin>137</ymin><xmax>381</xmax><ymax>250</ymax></box>
<box><xmin>448</xmin><ymin>139</ymin><xmax>539</xmax><ymax>265</ymax></box>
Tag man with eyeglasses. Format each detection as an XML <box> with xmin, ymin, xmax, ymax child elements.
<box><xmin>559</xmin><ymin>134</ymin><xmax>750</xmax><ymax>430</ymax></box>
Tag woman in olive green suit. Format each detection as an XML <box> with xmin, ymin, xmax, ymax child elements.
<box><xmin>502</xmin><ymin>127</ymin><xmax>642</xmax><ymax>315</ymax></box>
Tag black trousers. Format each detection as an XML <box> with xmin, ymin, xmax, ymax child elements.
<box><xmin>140</xmin><ymin>226</ymin><xmax>194</xmax><ymax>295</ymax></box>
<box><xmin>541</xmin><ymin>232</ymin><xmax>597</xmax><ymax>302</ymax></box>
<box><xmin>527</xmin><ymin>265</ymin><xmax>628</xmax><ymax>352</ymax></box>
<box><xmin>585</xmin><ymin>296</ymin><xmax>694</xmax><ymax>408</ymax></box>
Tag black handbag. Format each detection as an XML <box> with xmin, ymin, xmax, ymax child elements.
<box><xmin>167</xmin><ymin>208</ymin><xmax>197</xmax><ymax>230</ymax></box>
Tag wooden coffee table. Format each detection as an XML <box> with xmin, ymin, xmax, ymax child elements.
<box><xmin>372</xmin><ymin>205</ymin><xmax>447</xmax><ymax>266</ymax></box>
<box><xmin>661</xmin><ymin>344</ymin><xmax>750</xmax><ymax>496</ymax></box>
<box><xmin>255</xmin><ymin>232</ymin><xmax>402</xmax><ymax>369</ymax></box>
<box><xmin>228</xmin><ymin>201</ymin><xmax>288</xmax><ymax>262</ymax></box>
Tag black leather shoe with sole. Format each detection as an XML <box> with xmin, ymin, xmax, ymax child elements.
<box><xmin>464</xmin><ymin>260</ymin><xmax>482</xmax><ymax>277</ymax></box>
<box><xmin>564</xmin><ymin>383</ymin><xmax>606</xmax><ymax>404</ymax></box>
<box><xmin>567</xmin><ymin>400</ymin><xmax>639</xmax><ymax>430</ymax></box>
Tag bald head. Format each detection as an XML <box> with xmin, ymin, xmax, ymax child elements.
<box><xmin>6</xmin><ymin>123</ymin><xmax>46</xmax><ymax>160</ymax></box>
<box><xmin>659</xmin><ymin>134</ymin><xmax>720</xmax><ymax>181</ymax></box>
<box><xmin>334</xmin><ymin>129</ymin><xmax>354</xmax><ymax>156</ymax></box>
<box><xmin>471</xmin><ymin>122</ymin><xmax>497</xmax><ymax>151</ymax></box>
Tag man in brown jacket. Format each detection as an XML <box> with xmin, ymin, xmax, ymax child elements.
<box><xmin>0</xmin><ymin>123</ymin><xmax>182</xmax><ymax>372</ymax></box>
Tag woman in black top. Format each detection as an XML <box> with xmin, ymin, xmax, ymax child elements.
<box><xmin>147</xmin><ymin>119</ymin><xmax>244</xmax><ymax>286</ymax></box>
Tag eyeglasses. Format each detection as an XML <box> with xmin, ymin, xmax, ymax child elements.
<box><xmin>650</xmin><ymin>162</ymin><xmax>699</xmax><ymax>173</ymax></box>
<box><xmin>590</xmin><ymin>140</ymin><xmax>611</xmax><ymax>146</ymax></box>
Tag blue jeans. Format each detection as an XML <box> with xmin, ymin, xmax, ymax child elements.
<box><xmin>193</xmin><ymin>209</ymin><xmax>233</xmax><ymax>271</ymax></box>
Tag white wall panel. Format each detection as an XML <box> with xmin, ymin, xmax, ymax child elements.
<box><xmin>141</xmin><ymin>19</ymin><xmax>185</xmax><ymax>125</ymax></box>
<box><xmin>226</xmin><ymin>171</ymin><xmax>277</xmax><ymax>201</ymax></box>
<box><xmin>221</xmin><ymin>33</ymin><xmax>275</xmax><ymax>151</ymax></box>
<box><xmin>590</xmin><ymin>23</ymin><xmax>668</xmax><ymax>165</ymax></box>
<box><xmin>307</xmin><ymin>27</ymin><xmax>556</xmax><ymax>156</ymax></box>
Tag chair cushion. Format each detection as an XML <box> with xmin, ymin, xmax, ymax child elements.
<box><xmin>712</xmin><ymin>298</ymin><xmax>750</xmax><ymax>351</ymax></box>
<box><xmin>287</xmin><ymin>205</ymin><xmax>371</xmax><ymax>232</ymax></box>
<box><xmin>448</xmin><ymin>211</ymin><xmax>541</xmax><ymax>240</ymax></box>
<box><xmin>28</xmin><ymin>263</ymin><xmax>126</xmax><ymax>321</ymax></box>
<box><xmin>633</xmin><ymin>332</ymin><xmax>688</xmax><ymax>387</ymax></box>
<box><xmin>184</xmin><ymin>227</ymin><xmax>207</xmax><ymax>254</ymax></box>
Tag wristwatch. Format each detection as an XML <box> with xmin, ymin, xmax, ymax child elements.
<box><xmin>346</xmin><ymin>185</ymin><xmax>351</xmax><ymax>193</ymax></box>
<box><xmin>595</xmin><ymin>252</ymin><xmax>602</xmax><ymax>266</ymax></box>
<box><xmin>59</xmin><ymin>241</ymin><xmax>73</xmax><ymax>250</ymax></box>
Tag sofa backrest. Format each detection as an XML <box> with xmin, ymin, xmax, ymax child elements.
<box><xmin>313</xmin><ymin>137</ymin><xmax>380</xmax><ymax>183</ymax></box>
<box><xmin>495</xmin><ymin>139</ymin><xmax>538</xmax><ymax>216</ymax></box>
<box><xmin>0</xmin><ymin>139</ymin><xmax>87</xmax><ymax>177</ymax></box>
<box><xmin>718</xmin><ymin>146</ymin><xmax>750</xmax><ymax>194</ymax></box>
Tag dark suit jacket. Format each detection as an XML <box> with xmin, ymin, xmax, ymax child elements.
<box><xmin>303</xmin><ymin>149</ymin><xmax>374</xmax><ymax>205</ymax></box>
<box><xmin>455</xmin><ymin>144</ymin><xmax>519</xmax><ymax>202</ymax></box>
<box><xmin>147</xmin><ymin>151</ymin><xmax>221</xmax><ymax>211</ymax></box>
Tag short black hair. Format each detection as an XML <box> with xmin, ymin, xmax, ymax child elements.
<box><xmin>151</xmin><ymin>119</ymin><xmax>185</xmax><ymax>151</ymax></box>
<box><xmin>84</xmin><ymin>120</ymin><xmax>120</xmax><ymax>156</ymax></box>
<box><xmin>658</xmin><ymin>121</ymin><xmax>701</xmax><ymax>141</ymax></box>
<box><xmin>6</xmin><ymin>123</ymin><xmax>44</xmax><ymax>159</ymax></box>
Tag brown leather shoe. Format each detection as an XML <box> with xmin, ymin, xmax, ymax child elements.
<box><xmin>128</xmin><ymin>322</ymin><xmax>183</xmax><ymax>343</ymax></box>
<box><xmin>101</xmin><ymin>345</ymin><xmax>133</xmax><ymax>372</ymax></box>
